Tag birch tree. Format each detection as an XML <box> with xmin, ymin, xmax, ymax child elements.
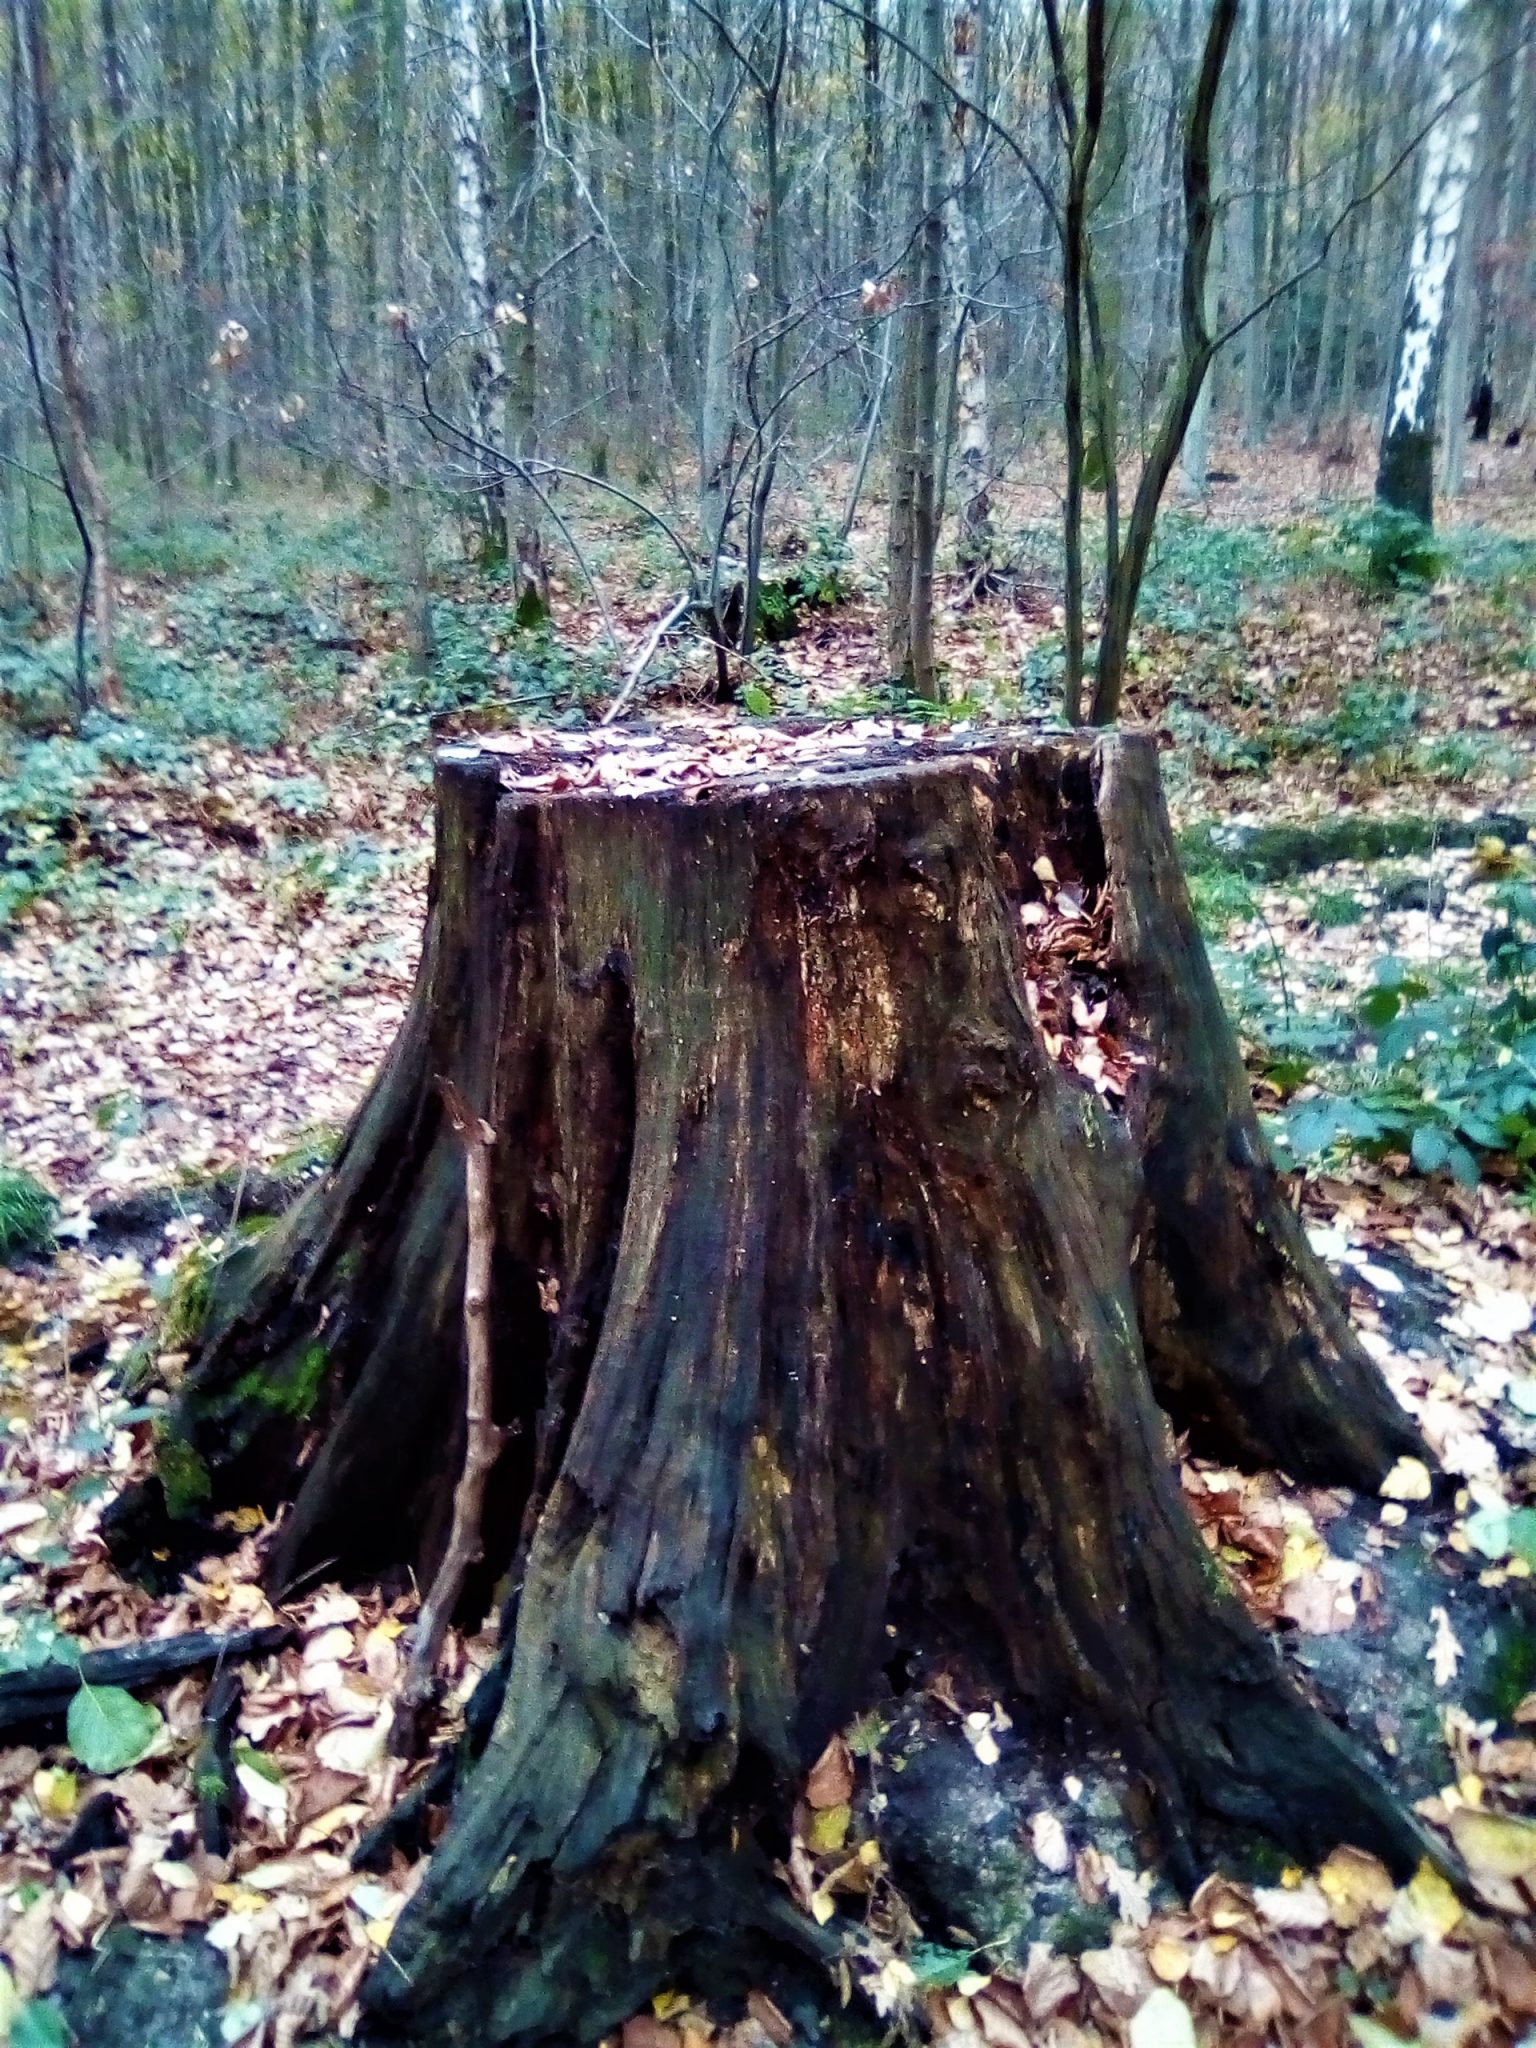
<box><xmin>1375</xmin><ymin>0</ymin><xmax>1481</xmax><ymax>527</ymax></box>
<box><xmin>447</xmin><ymin>0</ymin><xmax>511</xmax><ymax>558</ymax></box>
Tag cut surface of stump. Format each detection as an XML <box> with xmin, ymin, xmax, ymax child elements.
<box><xmin>110</xmin><ymin>720</ymin><xmax>1436</xmax><ymax>2046</ymax></box>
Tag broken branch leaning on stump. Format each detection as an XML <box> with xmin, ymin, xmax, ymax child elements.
<box><xmin>393</xmin><ymin>1078</ymin><xmax>501</xmax><ymax>1752</ymax></box>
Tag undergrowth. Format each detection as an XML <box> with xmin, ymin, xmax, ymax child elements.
<box><xmin>0</xmin><ymin>1165</ymin><xmax>55</xmax><ymax>1262</ymax></box>
<box><xmin>1213</xmin><ymin>879</ymin><xmax>1536</xmax><ymax>1195</ymax></box>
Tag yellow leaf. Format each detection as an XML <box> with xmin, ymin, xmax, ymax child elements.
<box><xmin>807</xmin><ymin>1803</ymin><xmax>851</xmax><ymax>1854</ymax></box>
<box><xmin>1380</xmin><ymin>1457</ymin><xmax>1432</xmax><ymax>1503</ymax></box>
<box><xmin>32</xmin><ymin>1767</ymin><xmax>78</xmax><ymax>1820</ymax></box>
<box><xmin>1318</xmin><ymin>1844</ymin><xmax>1395</xmax><ymax>1925</ymax></box>
<box><xmin>1149</xmin><ymin>1938</ymin><xmax>1192</xmax><ymax>1983</ymax></box>
<box><xmin>1404</xmin><ymin>1861</ymin><xmax>1463</xmax><ymax>1940</ymax></box>
<box><xmin>1448</xmin><ymin>1807</ymin><xmax>1536</xmax><ymax>1879</ymax></box>
<box><xmin>211</xmin><ymin>1883</ymin><xmax>269</xmax><ymax>1912</ymax></box>
<box><xmin>809</xmin><ymin>1888</ymin><xmax>835</xmax><ymax>1924</ymax></box>
<box><xmin>1280</xmin><ymin>1525</ymin><xmax>1326</xmax><ymax>1583</ymax></box>
<box><xmin>651</xmin><ymin>1991</ymin><xmax>692</xmax><ymax>2021</ymax></box>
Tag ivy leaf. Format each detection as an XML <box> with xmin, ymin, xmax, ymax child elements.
<box><xmin>66</xmin><ymin>1683</ymin><xmax>163</xmax><ymax>1775</ymax></box>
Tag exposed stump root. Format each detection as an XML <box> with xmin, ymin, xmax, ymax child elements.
<box><xmin>108</xmin><ymin>726</ymin><xmax>1437</xmax><ymax>2046</ymax></box>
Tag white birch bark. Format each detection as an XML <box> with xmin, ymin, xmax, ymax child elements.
<box><xmin>945</xmin><ymin>3</ymin><xmax>992</xmax><ymax>570</ymax></box>
<box><xmin>1376</xmin><ymin>0</ymin><xmax>1480</xmax><ymax>525</ymax></box>
<box><xmin>447</xmin><ymin>0</ymin><xmax>509</xmax><ymax>542</ymax></box>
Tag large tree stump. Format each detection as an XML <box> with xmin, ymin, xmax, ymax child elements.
<box><xmin>111</xmin><ymin>722</ymin><xmax>1436</xmax><ymax>2047</ymax></box>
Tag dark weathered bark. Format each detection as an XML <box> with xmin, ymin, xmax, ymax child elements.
<box><xmin>111</xmin><ymin>730</ymin><xmax>1433</xmax><ymax>2048</ymax></box>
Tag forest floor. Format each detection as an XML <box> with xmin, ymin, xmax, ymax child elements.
<box><xmin>1</xmin><ymin>437</ymin><xmax>1535</xmax><ymax>2048</ymax></box>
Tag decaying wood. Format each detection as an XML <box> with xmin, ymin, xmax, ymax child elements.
<box><xmin>106</xmin><ymin>724</ymin><xmax>1439</xmax><ymax>2048</ymax></box>
<box><xmin>196</xmin><ymin>1666</ymin><xmax>245</xmax><ymax>1857</ymax></box>
<box><xmin>393</xmin><ymin>1078</ymin><xmax>501</xmax><ymax>1753</ymax></box>
<box><xmin>0</xmin><ymin>1624</ymin><xmax>294</xmax><ymax>1739</ymax></box>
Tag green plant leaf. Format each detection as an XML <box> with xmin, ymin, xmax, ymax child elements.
<box><xmin>11</xmin><ymin>1998</ymin><xmax>72</xmax><ymax>2048</ymax></box>
<box><xmin>741</xmin><ymin>684</ymin><xmax>774</xmax><ymax>718</ymax></box>
<box><xmin>1506</xmin><ymin>1508</ymin><xmax>1536</xmax><ymax>1570</ymax></box>
<box><xmin>1410</xmin><ymin>1124</ymin><xmax>1450</xmax><ymax>1174</ymax></box>
<box><xmin>1445</xmin><ymin>1137</ymin><xmax>1481</xmax><ymax>1188</ymax></box>
<box><xmin>66</xmin><ymin>1683</ymin><xmax>162</xmax><ymax>1774</ymax></box>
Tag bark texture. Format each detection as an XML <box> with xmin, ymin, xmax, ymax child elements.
<box><xmin>111</xmin><ymin>729</ymin><xmax>1433</xmax><ymax>2048</ymax></box>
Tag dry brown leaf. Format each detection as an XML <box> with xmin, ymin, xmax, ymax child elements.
<box><xmin>1014</xmin><ymin>1944</ymin><xmax>1079</xmax><ymax>2021</ymax></box>
<box><xmin>804</xmin><ymin>1735</ymin><xmax>854</xmax><ymax>1810</ymax></box>
<box><xmin>1079</xmin><ymin>1944</ymin><xmax>1155</xmax><ymax>2017</ymax></box>
<box><xmin>973</xmin><ymin>1990</ymin><xmax>1032</xmax><ymax>2048</ymax></box>
<box><xmin>5</xmin><ymin>1890</ymin><xmax>59</xmax><ymax>1999</ymax></box>
<box><xmin>745</xmin><ymin>1990</ymin><xmax>793</xmax><ymax>2047</ymax></box>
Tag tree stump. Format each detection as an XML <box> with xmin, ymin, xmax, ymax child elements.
<box><xmin>112</xmin><ymin>722</ymin><xmax>1437</xmax><ymax>2047</ymax></box>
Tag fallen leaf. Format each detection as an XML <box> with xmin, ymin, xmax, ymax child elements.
<box><xmin>805</xmin><ymin>1735</ymin><xmax>854</xmax><ymax>1810</ymax></box>
<box><xmin>65</xmin><ymin>1684</ymin><xmax>162</xmax><ymax>1775</ymax></box>
<box><xmin>1380</xmin><ymin>1457</ymin><xmax>1432</xmax><ymax>1502</ymax></box>
<box><xmin>1429</xmin><ymin>1606</ymin><xmax>1463</xmax><ymax>1688</ymax></box>
<box><xmin>1147</xmin><ymin>1939</ymin><xmax>1192</xmax><ymax>1984</ymax></box>
<box><xmin>1030</xmin><ymin>1810</ymin><xmax>1071</xmax><ymax>1874</ymax></box>
<box><xmin>805</xmin><ymin>1803</ymin><xmax>850</xmax><ymax>1854</ymax></box>
<box><xmin>1127</xmin><ymin>1987</ymin><xmax>1196</xmax><ymax>2048</ymax></box>
<box><xmin>1318</xmin><ymin>1844</ymin><xmax>1395</xmax><ymax>1926</ymax></box>
<box><xmin>1448</xmin><ymin>1806</ymin><xmax>1536</xmax><ymax>1879</ymax></box>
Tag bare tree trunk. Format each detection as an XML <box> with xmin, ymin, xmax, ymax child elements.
<box><xmin>1241</xmin><ymin>0</ymin><xmax>1271</xmax><ymax>447</ymax></box>
<box><xmin>1442</xmin><ymin>12</ymin><xmax>1515</xmax><ymax>496</ymax></box>
<box><xmin>885</xmin><ymin>0</ymin><xmax>938</xmax><ymax>693</ymax></box>
<box><xmin>903</xmin><ymin>0</ymin><xmax>944</xmax><ymax>698</ymax></box>
<box><xmin>446</xmin><ymin>0</ymin><xmax>510</xmax><ymax>558</ymax></box>
<box><xmin>503</xmin><ymin>0</ymin><xmax>545</xmax><ymax>612</ymax></box>
<box><xmin>945</xmin><ymin>0</ymin><xmax>993</xmax><ymax>576</ymax></box>
<box><xmin>699</xmin><ymin>76</ymin><xmax>737</xmax><ymax>667</ymax></box>
<box><xmin>99</xmin><ymin>0</ymin><xmax>171</xmax><ymax>489</ymax></box>
<box><xmin>1043</xmin><ymin>0</ymin><xmax>1105</xmax><ymax>724</ymax></box>
<box><xmin>1090</xmin><ymin>0</ymin><xmax>1239</xmax><ymax>724</ymax></box>
<box><xmin>1376</xmin><ymin>0</ymin><xmax>1480</xmax><ymax>527</ymax></box>
<box><xmin>23</xmin><ymin>0</ymin><xmax>121</xmax><ymax>710</ymax></box>
<box><xmin>857</xmin><ymin>0</ymin><xmax>881</xmax><ymax>266</ymax></box>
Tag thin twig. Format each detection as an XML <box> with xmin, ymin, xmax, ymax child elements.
<box><xmin>394</xmin><ymin>1079</ymin><xmax>501</xmax><ymax>1753</ymax></box>
<box><xmin>601</xmin><ymin>590</ymin><xmax>694</xmax><ymax>726</ymax></box>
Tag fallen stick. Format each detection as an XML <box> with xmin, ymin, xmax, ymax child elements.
<box><xmin>0</xmin><ymin>1624</ymin><xmax>294</xmax><ymax>1740</ymax></box>
<box><xmin>196</xmin><ymin>1666</ymin><xmax>245</xmax><ymax>1856</ymax></box>
<box><xmin>392</xmin><ymin>1079</ymin><xmax>501</xmax><ymax>1756</ymax></box>
<box><xmin>599</xmin><ymin>589</ymin><xmax>693</xmax><ymax>727</ymax></box>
